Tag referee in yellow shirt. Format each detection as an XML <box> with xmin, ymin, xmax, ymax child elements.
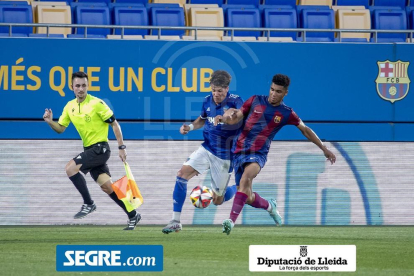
<box><xmin>43</xmin><ymin>71</ymin><xmax>141</xmax><ymax>230</ymax></box>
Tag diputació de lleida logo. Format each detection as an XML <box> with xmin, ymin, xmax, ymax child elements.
<box><xmin>376</xmin><ymin>60</ymin><xmax>410</xmax><ymax>103</ymax></box>
<box><xmin>300</xmin><ymin>246</ymin><xmax>308</xmax><ymax>257</ymax></box>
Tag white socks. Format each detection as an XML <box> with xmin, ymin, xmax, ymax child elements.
<box><xmin>173</xmin><ymin>211</ymin><xmax>181</xmax><ymax>222</ymax></box>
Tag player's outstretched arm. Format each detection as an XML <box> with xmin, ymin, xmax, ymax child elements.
<box><xmin>296</xmin><ymin>121</ymin><xmax>336</xmax><ymax>165</ymax></box>
<box><xmin>110</xmin><ymin>120</ymin><xmax>127</xmax><ymax>162</ymax></box>
<box><xmin>43</xmin><ymin>108</ymin><xmax>66</xmax><ymax>134</ymax></box>
<box><xmin>180</xmin><ymin>117</ymin><xmax>205</xmax><ymax>135</ymax></box>
<box><xmin>214</xmin><ymin>108</ymin><xmax>243</xmax><ymax>126</ymax></box>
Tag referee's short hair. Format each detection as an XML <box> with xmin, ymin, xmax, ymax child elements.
<box><xmin>72</xmin><ymin>71</ymin><xmax>89</xmax><ymax>82</ymax></box>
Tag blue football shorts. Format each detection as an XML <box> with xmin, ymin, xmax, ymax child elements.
<box><xmin>233</xmin><ymin>153</ymin><xmax>267</xmax><ymax>186</ymax></box>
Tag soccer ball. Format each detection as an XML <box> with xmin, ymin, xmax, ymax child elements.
<box><xmin>190</xmin><ymin>186</ymin><xmax>213</xmax><ymax>209</ymax></box>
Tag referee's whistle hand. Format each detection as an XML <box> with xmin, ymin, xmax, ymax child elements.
<box><xmin>43</xmin><ymin>108</ymin><xmax>53</xmax><ymax>122</ymax></box>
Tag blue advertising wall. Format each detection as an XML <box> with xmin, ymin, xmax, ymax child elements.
<box><xmin>0</xmin><ymin>39</ymin><xmax>413</xmax><ymax>141</ymax></box>
<box><xmin>1</xmin><ymin>39</ymin><xmax>414</xmax><ymax>226</ymax></box>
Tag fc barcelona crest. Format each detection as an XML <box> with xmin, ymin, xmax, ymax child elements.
<box><xmin>274</xmin><ymin>115</ymin><xmax>281</xmax><ymax>123</ymax></box>
<box><xmin>375</xmin><ymin>60</ymin><xmax>410</xmax><ymax>103</ymax></box>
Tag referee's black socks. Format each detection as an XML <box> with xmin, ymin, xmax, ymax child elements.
<box><xmin>69</xmin><ymin>173</ymin><xmax>93</xmax><ymax>205</ymax></box>
<box><xmin>109</xmin><ymin>192</ymin><xmax>137</xmax><ymax>219</ymax></box>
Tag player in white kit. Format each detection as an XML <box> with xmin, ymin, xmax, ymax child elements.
<box><xmin>162</xmin><ymin>70</ymin><xmax>243</xmax><ymax>234</ymax></box>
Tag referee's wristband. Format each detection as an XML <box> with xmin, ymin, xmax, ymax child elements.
<box><xmin>118</xmin><ymin>145</ymin><xmax>126</xmax><ymax>150</ymax></box>
<box><xmin>188</xmin><ymin>124</ymin><xmax>194</xmax><ymax>131</ymax></box>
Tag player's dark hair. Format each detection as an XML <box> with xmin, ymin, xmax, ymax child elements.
<box><xmin>210</xmin><ymin>70</ymin><xmax>231</xmax><ymax>88</ymax></box>
<box><xmin>72</xmin><ymin>71</ymin><xmax>89</xmax><ymax>82</ymax></box>
<box><xmin>272</xmin><ymin>74</ymin><xmax>290</xmax><ymax>89</ymax></box>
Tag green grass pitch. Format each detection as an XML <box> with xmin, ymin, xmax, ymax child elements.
<box><xmin>0</xmin><ymin>225</ymin><xmax>413</xmax><ymax>276</ymax></box>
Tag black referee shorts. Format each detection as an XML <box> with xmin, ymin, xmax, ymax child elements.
<box><xmin>73</xmin><ymin>142</ymin><xmax>111</xmax><ymax>182</ymax></box>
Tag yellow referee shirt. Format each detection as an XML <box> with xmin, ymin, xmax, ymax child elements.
<box><xmin>58</xmin><ymin>94</ymin><xmax>114</xmax><ymax>147</ymax></box>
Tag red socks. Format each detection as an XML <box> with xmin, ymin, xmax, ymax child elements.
<box><xmin>249</xmin><ymin>192</ymin><xmax>270</xmax><ymax>210</ymax></box>
<box><xmin>229</xmin><ymin>192</ymin><xmax>248</xmax><ymax>223</ymax></box>
<box><xmin>229</xmin><ymin>192</ymin><xmax>270</xmax><ymax>223</ymax></box>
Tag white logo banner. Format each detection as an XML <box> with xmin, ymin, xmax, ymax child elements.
<box><xmin>249</xmin><ymin>245</ymin><xmax>356</xmax><ymax>272</ymax></box>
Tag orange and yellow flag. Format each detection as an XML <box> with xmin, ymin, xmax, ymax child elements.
<box><xmin>111</xmin><ymin>162</ymin><xmax>143</xmax><ymax>212</ymax></box>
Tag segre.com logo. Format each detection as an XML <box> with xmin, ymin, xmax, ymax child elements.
<box><xmin>56</xmin><ymin>245</ymin><xmax>163</xmax><ymax>272</ymax></box>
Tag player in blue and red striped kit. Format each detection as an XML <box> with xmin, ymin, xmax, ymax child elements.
<box><xmin>214</xmin><ymin>74</ymin><xmax>336</xmax><ymax>235</ymax></box>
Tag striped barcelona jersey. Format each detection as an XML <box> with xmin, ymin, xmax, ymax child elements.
<box><xmin>200</xmin><ymin>93</ymin><xmax>243</xmax><ymax>160</ymax></box>
<box><xmin>233</xmin><ymin>95</ymin><xmax>300</xmax><ymax>156</ymax></box>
